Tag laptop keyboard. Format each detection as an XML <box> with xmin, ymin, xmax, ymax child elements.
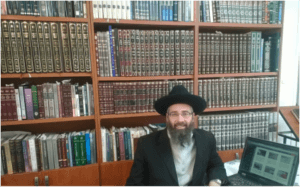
<box><xmin>229</xmin><ymin>174</ymin><xmax>260</xmax><ymax>186</ymax></box>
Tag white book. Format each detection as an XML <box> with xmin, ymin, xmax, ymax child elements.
<box><xmin>53</xmin><ymin>83</ymin><xmax>59</xmax><ymax>118</ymax></box>
<box><xmin>89</xmin><ymin>130</ymin><xmax>95</xmax><ymax>163</ymax></box>
<box><xmin>98</xmin><ymin>1</ymin><xmax>103</xmax><ymax>19</ymax></box>
<box><xmin>71</xmin><ymin>85</ymin><xmax>76</xmax><ymax>117</ymax></box>
<box><xmin>126</xmin><ymin>0</ymin><xmax>131</xmax><ymax>20</ymax></box>
<box><xmin>121</xmin><ymin>1</ymin><xmax>126</xmax><ymax>19</ymax></box>
<box><xmin>107</xmin><ymin>1</ymin><xmax>112</xmax><ymax>19</ymax></box>
<box><xmin>111</xmin><ymin>1</ymin><xmax>117</xmax><ymax>19</ymax></box>
<box><xmin>56</xmin><ymin>82</ymin><xmax>62</xmax><ymax>118</ymax></box>
<box><xmin>129</xmin><ymin>129</ymin><xmax>134</xmax><ymax>160</ymax></box>
<box><xmin>102</xmin><ymin>1</ymin><xmax>107</xmax><ymax>19</ymax></box>
<box><xmin>28</xmin><ymin>136</ymin><xmax>38</xmax><ymax>172</ymax></box>
<box><xmin>14</xmin><ymin>89</ymin><xmax>22</xmax><ymax>121</ymax></box>
<box><xmin>82</xmin><ymin>85</ymin><xmax>87</xmax><ymax>116</ymax></box>
<box><xmin>93</xmin><ymin>1</ymin><xmax>98</xmax><ymax>18</ymax></box>
<box><xmin>42</xmin><ymin>84</ymin><xmax>49</xmax><ymax>119</ymax></box>
<box><xmin>52</xmin><ymin>134</ymin><xmax>60</xmax><ymax>169</ymax></box>
<box><xmin>191</xmin><ymin>0</ymin><xmax>194</xmax><ymax>21</ymax></box>
<box><xmin>101</xmin><ymin>128</ymin><xmax>107</xmax><ymax>162</ymax></box>
<box><xmin>75</xmin><ymin>93</ymin><xmax>80</xmax><ymax>117</ymax></box>
<box><xmin>209</xmin><ymin>0</ymin><xmax>213</xmax><ymax>22</ymax></box>
<box><xmin>86</xmin><ymin>83</ymin><xmax>91</xmax><ymax>116</ymax></box>
<box><xmin>116</xmin><ymin>1</ymin><xmax>122</xmax><ymax>20</ymax></box>
<box><xmin>18</xmin><ymin>86</ymin><xmax>26</xmax><ymax>119</ymax></box>
<box><xmin>46</xmin><ymin>134</ymin><xmax>54</xmax><ymax>170</ymax></box>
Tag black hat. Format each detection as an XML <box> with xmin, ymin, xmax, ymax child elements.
<box><xmin>154</xmin><ymin>85</ymin><xmax>207</xmax><ymax>116</ymax></box>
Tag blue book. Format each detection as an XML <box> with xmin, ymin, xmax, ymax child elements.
<box><xmin>173</xmin><ymin>1</ymin><xmax>178</xmax><ymax>21</ymax></box>
<box><xmin>202</xmin><ymin>1</ymin><xmax>206</xmax><ymax>22</ymax></box>
<box><xmin>106</xmin><ymin>133</ymin><xmax>110</xmax><ymax>162</ymax></box>
<box><xmin>127</xmin><ymin>131</ymin><xmax>132</xmax><ymax>160</ymax></box>
<box><xmin>169</xmin><ymin>1</ymin><xmax>173</xmax><ymax>21</ymax></box>
<box><xmin>68</xmin><ymin>133</ymin><xmax>73</xmax><ymax>167</ymax></box>
<box><xmin>149</xmin><ymin>1</ymin><xmax>153</xmax><ymax>20</ymax></box>
<box><xmin>123</xmin><ymin>131</ymin><xmax>129</xmax><ymax>160</ymax></box>
<box><xmin>130</xmin><ymin>1</ymin><xmax>134</xmax><ymax>19</ymax></box>
<box><xmin>85</xmin><ymin>130</ymin><xmax>91</xmax><ymax>164</ymax></box>
<box><xmin>159</xmin><ymin>1</ymin><xmax>162</xmax><ymax>21</ymax></box>
<box><xmin>108</xmin><ymin>25</ymin><xmax>116</xmax><ymax>77</ymax></box>
<box><xmin>278</xmin><ymin>1</ymin><xmax>282</xmax><ymax>24</ymax></box>
<box><xmin>165</xmin><ymin>1</ymin><xmax>169</xmax><ymax>21</ymax></box>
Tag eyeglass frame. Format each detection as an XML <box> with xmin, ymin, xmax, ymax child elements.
<box><xmin>167</xmin><ymin>111</ymin><xmax>194</xmax><ymax>119</ymax></box>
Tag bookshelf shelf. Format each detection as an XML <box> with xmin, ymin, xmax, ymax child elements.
<box><xmin>97</xmin><ymin>75</ymin><xmax>193</xmax><ymax>81</ymax></box>
<box><xmin>93</xmin><ymin>19</ymin><xmax>195</xmax><ymax>26</ymax></box>
<box><xmin>1</xmin><ymin>15</ymin><xmax>89</xmax><ymax>22</ymax></box>
<box><xmin>1</xmin><ymin>73</ymin><xmax>93</xmax><ymax>79</ymax></box>
<box><xmin>204</xmin><ymin>105</ymin><xmax>277</xmax><ymax>112</ymax></box>
<box><xmin>1</xmin><ymin>115</ymin><xmax>95</xmax><ymax>126</ymax></box>
<box><xmin>197</xmin><ymin>22</ymin><xmax>283</xmax><ymax>30</ymax></box>
<box><xmin>197</xmin><ymin>72</ymin><xmax>278</xmax><ymax>79</ymax></box>
<box><xmin>100</xmin><ymin>112</ymin><xmax>159</xmax><ymax>119</ymax></box>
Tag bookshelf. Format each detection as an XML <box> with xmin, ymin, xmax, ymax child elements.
<box><xmin>1</xmin><ymin>1</ymin><xmax>285</xmax><ymax>186</ymax></box>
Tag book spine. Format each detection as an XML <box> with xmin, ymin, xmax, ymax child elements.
<box><xmin>9</xmin><ymin>21</ymin><xmax>21</xmax><ymax>73</ymax></box>
<box><xmin>2</xmin><ymin>20</ymin><xmax>15</xmax><ymax>73</ymax></box>
<box><xmin>8</xmin><ymin>86</ymin><xmax>18</xmax><ymax>121</ymax></box>
<box><xmin>79</xmin><ymin>135</ymin><xmax>87</xmax><ymax>165</ymax></box>
<box><xmin>76</xmin><ymin>23</ymin><xmax>85</xmax><ymax>73</ymax></box>
<box><xmin>68</xmin><ymin>23</ymin><xmax>79</xmax><ymax>72</ymax></box>
<box><xmin>108</xmin><ymin>26</ymin><xmax>116</xmax><ymax>76</ymax></box>
<box><xmin>28</xmin><ymin>138</ymin><xmax>38</xmax><ymax>172</ymax></box>
<box><xmin>30</xmin><ymin>22</ymin><xmax>42</xmax><ymax>73</ymax></box>
<box><xmin>82</xmin><ymin>23</ymin><xmax>91</xmax><ymax>72</ymax></box>
<box><xmin>169</xmin><ymin>30</ymin><xmax>175</xmax><ymax>76</ymax></box>
<box><xmin>50</xmin><ymin>22</ymin><xmax>63</xmax><ymax>72</ymax></box>
<box><xmin>60</xmin><ymin>23</ymin><xmax>73</xmax><ymax>72</ymax></box>
<box><xmin>53</xmin><ymin>83</ymin><xmax>59</xmax><ymax>118</ymax></box>
<box><xmin>36</xmin><ymin>22</ymin><xmax>47</xmax><ymax>73</ymax></box>
<box><xmin>180</xmin><ymin>30</ymin><xmax>186</xmax><ymax>75</ymax></box>
<box><xmin>85</xmin><ymin>132</ymin><xmax>91</xmax><ymax>164</ymax></box>
<box><xmin>37</xmin><ymin>85</ymin><xmax>45</xmax><ymax>119</ymax></box>
<box><xmin>255</xmin><ymin>32</ymin><xmax>261</xmax><ymax>72</ymax></box>
<box><xmin>31</xmin><ymin>85</ymin><xmax>39</xmax><ymax>119</ymax></box>
<box><xmin>47</xmin><ymin>83</ymin><xmax>55</xmax><ymax>118</ymax></box>
<box><xmin>24</xmin><ymin>88</ymin><xmax>34</xmax><ymax>120</ymax></box>
<box><xmin>42</xmin><ymin>84</ymin><xmax>49</xmax><ymax>118</ymax></box>
<box><xmin>43</xmin><ymin>22</ymin><xmax>54</xmax><ymax>73</ymax></box>
<box><xmin>158</xmin><ymin>30</ymin><xmax>165</xmax><ymax>76</ymax></box>
<box><xmin>4</xmin><ymin>141</ymin><xmax>13</xmax><ymax>174</ymax></box>
<box><xmin>14</xmin><ymin>89</ymin><xmax>22</xmax><ymax>121</ymax></box>
<box><xmin>154</xmin><ymin>30</ymin><xmax>160</xmax><ymax>76</ymax></box>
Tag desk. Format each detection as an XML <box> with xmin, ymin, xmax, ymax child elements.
<box><xmin>279</xmin><ymin>106</ymin><xmax>299</xmax><ymax>140</ymax></box>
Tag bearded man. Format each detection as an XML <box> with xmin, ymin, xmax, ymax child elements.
<box><xmin>126</xmin><ymin>85</ymin><xmax>229</xmax><ymax>186</ymax></box>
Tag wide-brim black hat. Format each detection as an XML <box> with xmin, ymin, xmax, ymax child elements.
<box><xmin>154</xmin><ymin>85</ymin><xmax>207</xmax><ymax>116</ymax></box>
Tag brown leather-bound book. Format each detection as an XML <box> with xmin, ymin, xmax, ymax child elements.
<box><xmin>35</xmin><ymin>135</ymin><xmax>42</xmax><ymax>171</ymax></box>
<box><xmin>149</xmin><ymin>31</ymin><xmax>155</xmax><ymax>76</ymax></box>
<box><xmin>9</xmin><ymin>134</ymin><xmax>19</xmax><ymax>173</ymax></box>
<box><xmin>15</xmin><ymin>134</ymin><xmax>26</xmax><ymax>173</ymax></box>
<box><xmin>164</xmin><ymin>31</ymin><xmax>170</xmax><ymax>76</ymax></box>
<box><xmin>145</xmin><ymin>82</ymin><xmax>150</xmax><ymax>112</ymax></box>
<box><xmin>57</xmin><ymin>135</ymin><xmax>63</xmax><ymax>168</ymax></box>
<box><xmin>1</xmin><ymin>87</ymin><xmax>8</xmax><ymax>121</ymax></box>
<box><xmin>124</xmin><ymin>29</ymin><xmax>131</xmax><ymax>77</ymax></box>
<box><xmin>61</xmin><ymin>134</ymin><xmax>68</xmax><ymax>167</ymax></box>
<box><xmin>4</xmin><ymin>87</ymin><xmax>13</xmax><ymax>121</ymax></box>
<box><xmin>60</xmin><ymin>23</ymin><xmax>73</xmax><ymax>72</ymax></box>
<box><xmin>9</xmin><ymin>86</ymin><xmax>18</xmax><ymax>121</ymax></box>
<box><xmin>98</xmin><ymin>82</ymin><xmax>104</xmax><ymax>115</ymax></box>
<box><xmin>118</xmin><ymin>29</ymin><xmax>125</xmax><ymax>76</ymax></box>
<box><xmin>189</xmin><ymin>31</ymin><xmax>194</xmax><ymax>75</ymax></box>
<box><xmin>141</xmin><ymin>82</ymin><xmax>146</xmax><ymax>113</ymax></box>
<box><xmin>130</xmin><ymin>30</ymin><xmax>137</xmax><ymax>76</ymax></box>
<box><xmin>37</xmin><ymin>85</ymin><xmax>45</xmax><ymax>119</ymax></box>
<box><xmin>121</xmin><ymin>82</ymin><xmax>128</xmax><ymax>114</ymax></box>
<box><xmin>159</xmin><ymin>30</ymin><xmax>165</xmax><ymax>76</ymax></box>
<box><xmin>118</xmin><ymin>131</ymin><xmax>125</xmax><ymax>161</ymax></box>
<box><xmin>185</xmin><ymin>30</ymin><xmax>190</xmax><ymax>75</ymax></box>
<box><xmin>140</xmin><ymin>30</ymin><xmax>146</xmax><ymax>77</ymax></box>
<box><xmin>131</xmin><ymin>82</ymin><xmax>137</xmax><ymax>114</ymax></box>
<box><xmin>62</xmin><ymin>84</ymin><xmax>72</xmax><ymax>117</ymax></box>
<box><xmin>169</xmin><ymin>30</ymin><xmax>175</xmax><ymax>76</ymax></box>
<box><xmin>210</xmin><ymin>33</ymin><xmax>215</xmax><ymax>74</ymax></box>
<box><xmin>154</xmin><ymin>30</ymin><xmax>160</xmax><ymax>76</ymax></box>
<box><xmin>145</xmin><ymin>30</ymin><xmax>150</xmax><ymax>77</ymax></box>
<box><xmin>202</xmin><ymin>33</ymin><xmax>207</xmax><ymax>74</ymax></box>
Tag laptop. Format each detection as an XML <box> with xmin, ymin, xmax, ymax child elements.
<box><xmin>228</xmin><ymin>137</ymin><xmax>299</xmax><ymax>186</ymax></box>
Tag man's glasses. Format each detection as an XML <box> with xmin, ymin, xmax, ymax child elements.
<box><xmin>167</xmin><ymin>111</ymin><xmax>193</xmax><ymax>119</ymax></box>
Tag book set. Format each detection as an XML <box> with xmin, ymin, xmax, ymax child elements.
<box><xmin>198</xmin><ymin>31</ymin><xmax>280</xmax><ymax>74</ymax></box>
<box><xmin>1</xmin><ymin>20</ymin><xmax>91</xmax><ymax>74</ymax></box>
<box><xmin>1</xmin><ymin>1</ymin><xmax>87</xmax><ymax>18</ymax></box>
<box><xmin>1</xmin><ymin>82</ymin><xmax>94</xmax><ymax>122</ymax></box>
<box><xmin>198</xmin><ymin>77</ymin><xmax>278</xmax><ymax>108</ymax></box>
<box><xmin>98</xmin><ymin>80</ymin><xmax>193</xmax><ymax>115</ymax></box>
<box><xmin>96</xmin><ymin>27</ymin><xmax>194</xmax><ymax>77</ymax></box>
<box><xmin>198</xmin><ymin>111</ymin><xmax>278</xmax><ymax>151</ymax></box>
<box><xmin>93</xmin><ymin>1</ymin><xmax>194</xmax><ymax>22</ymax></box>
<box><xmin>199</xmin><ymin>1</ymin><xmax>283</xmax><ymax>24</ymax></box>
<box><xmin>1</xmin><ymin>129</ymin><xmax>97</xmax><ymax>175</ymax></box>
<box><xmin>101</xmin><ymin>124</ymin><xmax>166</xmax><ymax>162</ymax></box>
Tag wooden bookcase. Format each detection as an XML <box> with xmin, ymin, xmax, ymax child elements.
<box><xmin>1</xmin><ymin>1</ymin><xmax>284</xmax><ymax>186</ymax></box>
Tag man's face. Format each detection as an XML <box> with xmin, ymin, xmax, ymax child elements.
<box><xmin>166</xmin><ymin>103</ymin><xmax>195</xmax><ymax>145</ymax></box>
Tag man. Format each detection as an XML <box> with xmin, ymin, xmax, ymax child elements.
<box><xmin>126</xmin><ymin>85</ymin><xmax>228</xmax><ymax>186</ymax></box>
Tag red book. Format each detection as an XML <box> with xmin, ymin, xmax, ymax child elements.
<box><xmin>113</xmin><ymin>82</ymin><xmax>119</xmax><ymax>114</ymax></box>
<box><xmin>118</xmin><ymin>29</ymin><xmax>125</xmax><ymax>77</ymax></box>
<box><xmin>9</xmin><ymin>86</ymin><xmax>18</xmax><ymax>121</ymax></box>
<box><xmin>1</xmin><ymin>87</ymin><xmax>8</xmax><ymax>121</ymax></box>
<box><xmin>57</xmin><ymin>84</ymin><xmax>63</xmax><ymax>118</ymax></box>
<box><xmin>98</xmin><ymin>82</ymin><xmax>105</xmax><ymax>115</ymax></box>
<box><xmin>109</xmin><ymin>83</ymin><xmax>115</xmax><ymax>114</ymax></box>
<box><xmin>126</xmin><ymin>30</ymin><xmax>132</xmax><ymax>77</ymax></box>
<box><xmin>61</xmin><ymin>135</ymin><xmax>68</xmax><ymax>167</ymax></box>
<box><xmin>57</xmin><ymin>137</ymin><xmax>63</xmax><ymax>168</ymax></box>
<box><xmin>118</xmin><ymin>132</ymin><xmax>125</xmax><ymax>161</ymax></box>
<box><xmin>4</xmin><ymin>87</ymin><xmax>13</xmax><ymax>121</ymax></box>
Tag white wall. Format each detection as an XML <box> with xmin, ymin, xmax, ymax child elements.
<box><xmin>277</xmin><ymin>0</ymin><xmax>300</xmax><ymax>145</ymax></box>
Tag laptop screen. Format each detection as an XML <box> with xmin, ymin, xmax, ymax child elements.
<box><xmin>239</xmin><ymin>137</ymin><xmax>299</xmax><ymax>186</ymax></box>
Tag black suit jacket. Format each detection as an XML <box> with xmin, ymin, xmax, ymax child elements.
<box><xmin>126</xmin><ymin>129</ymin><xmax>228</xmax><ymax>186</ymax></box>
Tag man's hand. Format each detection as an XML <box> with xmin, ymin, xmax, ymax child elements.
<box><xmin>208</xmin><ymin>180</ymin><xmax>221</xmax><ymax>186</ymax></box>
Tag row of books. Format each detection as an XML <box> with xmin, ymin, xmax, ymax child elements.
<box><xmin>1</xmin><ymin>21</ymin><xmax>91</xmax><ymax>74</ymax></box>
<box><xmin>199</xmin><ymin>1</ymin><xmax>283</xmax><ymax>24</ymax></box>
<box><xmin>98</xmin><ymin>80</ymin><xmax>193</xmax><ymax>115</ymax></box>
<box><xmin>1</xmin><ymin>1</ymin><xmax>87</xmax><ymax>18</ymax></box>
<box><xmin>198</xmin><ymin>111</ymin><xmax>278</xmax><ymax>151</ymax></box>
<box><xmin>101</xmin><ymin>124</ymin><xmax>166</xmax><ymax>162</ymax></box>
<box><xmin>198</xmin><ymin>77</ymin><xmax>278</xmax><ymax>108</ymax></box>
<box><xmin>198</xmin><ymin>32</ymin><xmax>280</xmax><ymax>74</ymax></box>
<box><xmin>93</xmin><ymin>1</ymin><xmax>194</xmax><ymax>22</ymax></box>
<box><xmin>96</xmin><ymin>28</ymin><xmax>194</xmax><ymax>77</ymax></box>
<box><xmin>1</xmin><ymin>129</ymin><xmax>96</xmax><ymax>175</ymax></box>
<box><xmin>1</xmin><ymin>82</ymin><xmax>94</xmax><ymax>122</ymax></box>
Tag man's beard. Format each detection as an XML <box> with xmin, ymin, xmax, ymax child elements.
<box><xmin>167</xmin><ymin>119</ymin><xmax>195</xmax><ymax>147</ymax></box>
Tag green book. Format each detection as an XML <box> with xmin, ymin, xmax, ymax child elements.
<box><xmin>255</xmin><ymin>32</ymin><xmax>262</xmax><ymax>72</ymax></box>
<box><xmin>31</xmin><ymin>85</ymin><xmax>39</xmax><ymax>119</ymax></box>
<box><xmin>73</xmin><ymin>135</ymin><xmax>81</xmax><ymax>166</ymax></box>
<box><xmin>79</xmin><ymin>134</ymin><xmax>87</xmax><ymax>165</ymax></box>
